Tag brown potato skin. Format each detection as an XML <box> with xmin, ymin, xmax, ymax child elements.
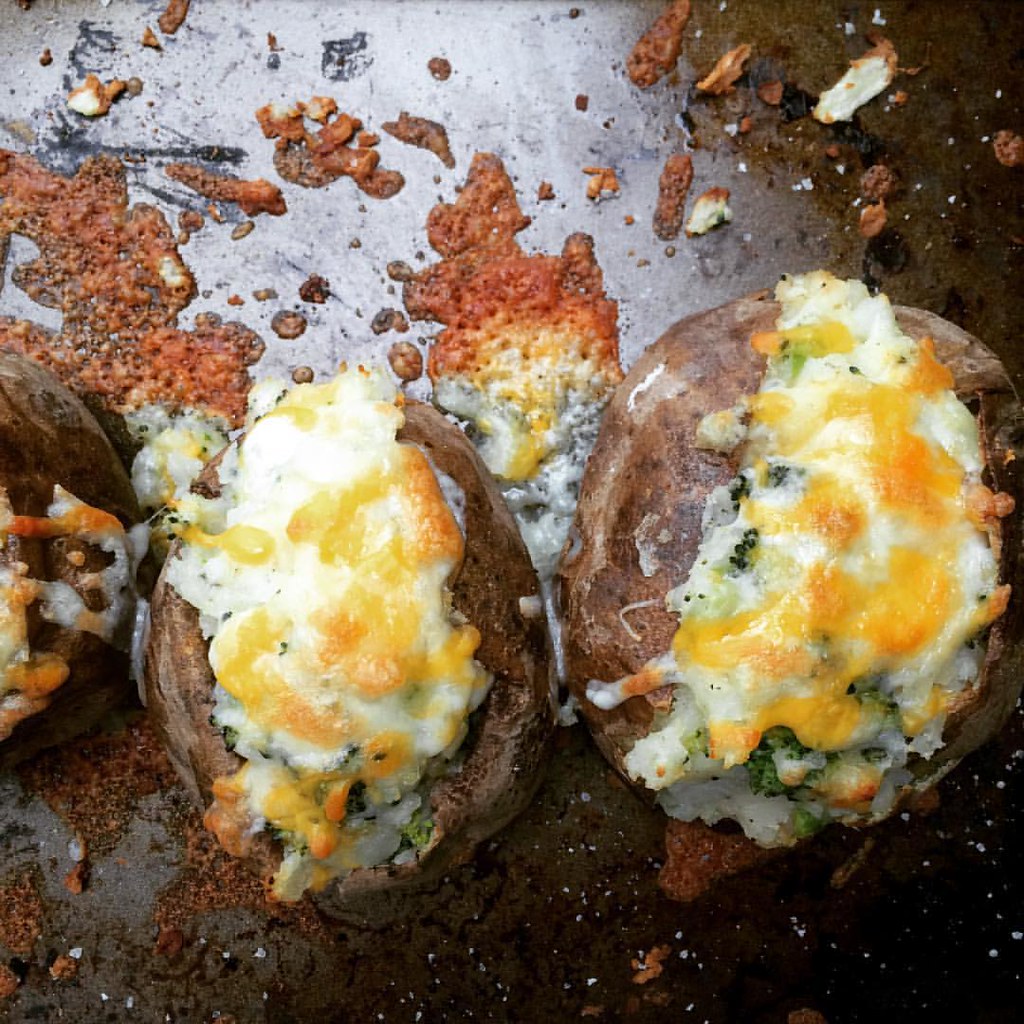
<box><xmin>0</xmin><ymin>351</ymin><xmax>141</xmax><ymax>768</ymax></box>
<box><xmin>560</xmin><ymin>292</ymin><xmax>1024</xmax><ymax>806</ymax></box>
<box><xmin>145</xmin><ymin>400</ymin><xmax>556</xmax><ymax>914</ymax></box>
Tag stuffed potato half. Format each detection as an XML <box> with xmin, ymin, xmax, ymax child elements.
<box><xmin>561</xmin><ymin>272</ymin><xmax>1022</xmax><ymax>847</ymax></box>
<box><xmin>145</xmin><ymin>367</ymin><xmax>554</xmax><ymax>909</ymax></box>
<box><xmin>1</xmin><ymin>351</ymin><xmax>143</xmax><ymax>767</ymax></box>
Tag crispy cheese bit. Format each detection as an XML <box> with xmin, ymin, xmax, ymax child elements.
<box><xmin>813</xmin><ymin>37</ymin><xmax>898</xmax><ymax>124</ymax></box>
<box><xmin>696</xmin><ymin>44</ymin><xmax>753</xmax><ymax>96</ymax></box>
<box><xmin>67</xmin><ymin>75</ymin><xmax>127</xmax><ymax>118</ymax></box>
<box><xmin>167</xmin><ymin>368</ymin><xmax>491</xmax><ymax>899</ymax></box>
<box><xmin>627</xmin><ymin>0</ymin><xmax>692</xmax><ymax>89</ymax></box>
<box><xmin>685</xmin><ymin>188</ymin><xmax>732</xmax><ymax>237</ymax></box>
<box><xmin>599</xmin><ymin>272</ymin><xmax>1008</xmax><ymax>845</ymax></box>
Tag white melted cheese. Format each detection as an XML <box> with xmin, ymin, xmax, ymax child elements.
<box><xmin>813</xmin><ymin>43</ymin><xmax>897</xmax><ymax>124</ymax></box>
<box><xmin>588</xmin><ymin>272</ymin><xmax>1008</xmax><ymax>845</ymax></box>
<box><xmin>126</xmin><ymin>405</ymin><xmax>231</xmax><ymax>562</ymax></box>
<box><xmin>165</xmin><ymin>368</ymin><xmax>491</xmax><ymax>899</ymax></box>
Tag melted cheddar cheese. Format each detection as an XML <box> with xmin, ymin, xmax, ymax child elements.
<box><xmin>165</xmin><ymin>368</ymin><xmax>491</xmax><ymax>899</ymax></box>
<box><xmin>587</xmin><ymin>272</ymin><xmax>1011</xmax><ymax>845</ymax></box>
<box><xmin>433</xmin><ymin>323</ymin><xmax>622</xmax><ymax>584</ymax></box>
<box><xmin>1</xmin><ymin>485</ymin><xmax>142</xmax><ymax>742</ymax></box>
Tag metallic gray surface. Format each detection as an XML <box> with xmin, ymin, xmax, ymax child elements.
<box><xmin>1</xmin><ymin>2</ymin><xmax>1023</xmax><ymax>1022</ymax></box>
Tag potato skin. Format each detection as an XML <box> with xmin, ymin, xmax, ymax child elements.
<box><xmin>0</xmin><ymin>351</ymin><xmax>141</xmax><ymax>768</ymax></box>
<box><xmin>145</xmin><ymin>400</ymin><xmax>556</xmax><ymax>912</ymax></box>
<box><xmin>560</xmin><ymin>293</ymin><xmax>1024</xmax><ymax>802</ymax></box>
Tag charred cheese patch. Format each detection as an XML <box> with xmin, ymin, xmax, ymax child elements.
<box><xmin>588</xmin><ymin>272</ymin><xmax>1011</xmax><ymax>846</ymax></box>
<box><xmin>166</xmin><ymin>368</ymin><xmax>490</xmax><ymax>899</ymax></box>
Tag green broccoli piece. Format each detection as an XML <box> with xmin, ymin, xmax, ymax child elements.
<box><xmin>746</xmin><ymin>727</ymin><xmax>811</xmax><ymax>797</ymax></box>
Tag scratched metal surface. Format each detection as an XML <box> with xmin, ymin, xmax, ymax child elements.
<box><xmin>0</xmin><ymin>1</ymin><xmax>1023</xmax><ymax>1022</ymax></box>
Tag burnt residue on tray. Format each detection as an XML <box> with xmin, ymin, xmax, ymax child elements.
<box><xmin>321</xmin><ymin>33</ymin><xmax>372</xmax><ymax>81</ymax></box>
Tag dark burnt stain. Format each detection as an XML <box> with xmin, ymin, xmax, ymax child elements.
<box><xmin>779</xmin><ymin>83</ymin><xmax>817</xmax><ymax>123</ymax></box>
<box><xmin>940</xmin><ymin>287</ymin><xmax>968</xmax><ymax>326</ymax></box>
<box><xmin>862</xmin><ymin>228</ymin><xmax>910</xmax><ymax>291</ymax></box>
<box><xmin>829</xmin><ymin>118</ymin><xmax>887</xmax><ymax>168</ymax></box>
<box><xmin>267</xmin><ymin>52</ymin><xmax>281</xmax><ymax>71</ymax></box>
<box><xmin>321</xmin><ymin>33</ymin><xmax>372</xmax><ymax>81</ymax></box>
<box><xmin>66</xmin><ymin>20</ymin><xmax>118</xmax><ymax>85</ymax></box>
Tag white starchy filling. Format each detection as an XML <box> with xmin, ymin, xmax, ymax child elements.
<box><xmin>588</xmin><ymin>272</ymin><xmax>1006</xmax><ymax>845</ymax></box>
<box><xmin>126</xmin><ymin>405</ymin><xmax>231</xmax><ymax>561</ymax></box>
<box><xmin>165</xmin><ymin>368</ymin><xmax>491</xmax><ymax>899</ymax></box>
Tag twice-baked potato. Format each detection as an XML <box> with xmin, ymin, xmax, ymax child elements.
<box><xmin>145</xmin><ymin>367</ymin><xmax>554</xmax><ymax>912</ymax></box>
<box><xmin>0</xmin><ymin>351</ymin><xmax>143</xmax><ymax>767</ymax></box>
<box><xmin>561</xmin><ymin>272</ymin><xmax>1022</xmax><ymax>853</ymax></box>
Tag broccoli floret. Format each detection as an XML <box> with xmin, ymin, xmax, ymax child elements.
<box><xmin>746</xmin><ymin>727</ymin><xmax>811</xmax><ymax>797</ymax></box>
<box><xmin>728</xmin><ymin>473</ymin><xmax>752</xmax><ymax>508</ymax></box>
<box><xmin>728</xmin><ymin>528</ymin><xmax>759</xmax><ymax>574</ymax></box>
<box><xmin>792</xmin><ymin>804</ymin><xmax>828</xmax><ymax>838</ymax></box>
<box><xmin>397</xmin><ymin>813</ymin><xmax>434</xmax><ymax>853</ymax></box>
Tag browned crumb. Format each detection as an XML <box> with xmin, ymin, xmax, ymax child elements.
<box><xmin>891</xmin><ymin>89</ymin><xmax>908</xmax><ymax>106</ymax></box>
<box><xmin>696</xmin><ymin>43</ymin><xmax>752</xmax><ymax>95</ymax></box>
<box><xmin>357</xmin><ymin>130</ymin><xmax>380</xmax><ymax>148</ymax></box>
<box><xmin>64</xmin><ymin>860</ymin><xmax>89</xmax><ymax>895</ymax></box>
<box><xmin>299</xmin><ymin>275</ymin><xmax>331</xmax><ymax>304</ymax></box>
<box><xmin>382</xmin><ymin>111</ymin><xmax>456</xmax><ymax>169</ymax></box>
<box><xmin>125</xmin><ymin>77</ymin><xmax>144</xmax><ymax>98</ymax></box>
<box><xmin>757</xmin><ymin>78</ymin><xmax>784</xmax><ymax>105</ymax></box>
<box><xmin>142</xmin><ymin>26</ymin><xmax>161</xmax><ymax>49</ymax></box>
<box><xmin>39</xmin><ymin>48</ymin><xmax>53</xmax><ymax>66</ymax></box>
<box><xmin>575</xmin><ymin>93</ymin><xmax>590</xmax><ymax>111</ymax></box>
<box><xmin>253</xmin><ymin>287</ymin><xmax>278</xmax><ymax>301</ymax></box>
<box><xmin>631</xmin><ymin>944</ymin><xmax>671</xmax><ymax>984</ymax></box>
<box><xmin>627</xmin><ymin>1</ymin><xmax>692</xmax><ymax>89</ymax></box>
<box><xmin>207</xmin><ymin>202</ymin><xmax>225</xmax><ymax>223</ymax></box>
<box><xmin>372</xmin><ymin>308</ymin><xmax>410</xmax><ymax>334</ymax></box>
<box><xmin>165</xmin><ymin>163</ymin><xmax>287</xmax><ymax>216</ymax></box>
<box><xmin>624</xmin><ymin>214</ymin><xmax>635</xmax><ymax>225</ymax></box>
<box><xmin>226</xmin><ymin>294</ymin><xmax>244</xmax><ymax>307</ymax></box>
<box><xmin>583</xmin><ymin>166</ymin><xmax>620</xmax><ymax>200</ymax></box>
<box><xmin>860</xmin><ymin>164</ymin><xmax>898</xmax><ymax>200</ymax></box>
<box><xmin>538</xmin><ymin>180</ymin><xmax>556</xmax><ymax>201</ymax></box>
<box><xmin>267</xmin><ymin>32</ymin><xmax>283</xmax><ymax>53</ymax></box>
<box><xmin>994</xmin><ymin>130</ymin><xmax>1023</xmax><ymax>168</ymax></box>
<box><xmin>271</xmin><ymin>310</ymin><xmax>307</xmax><ymax>339</ymax></box>
<box><xmin>230</xmin><ymin>220</ymin><xmax>255</xmax><ymax>241</ymax></box>
<box><xmin>67</xmin><ymin>74</ymin><xmax>127</xmax><ymax>117</ymax></box>
<box><xmin>291</xmin><ymin>365</ymin><xmax>314</xmax><ymax>384</ymax></box>
<box><xmin>49</xmin><ymin>955</ymin><xmax>79</xmax><ymax>981</ymax></box>
<box><xmin>859</xmin><ymin>200</ymin><xmax>887</xmax><ymax>238</ymax></box>
<box><xmin>581</xmin><ymin>1007</ymin><xmax>604</xmax><ymax>1018</ymax></box>
<box><xmin>178</xmin><ymin>208</ymin><xmax>204</xmax><ymax>232</ymax></box>
<box><xmin>830</xmin><ymin>837</ymin><xmax>877</xmax><ymax>889</ymax></box>
<box><xmin>158</xmin><ymin>0</ymin><xmax>190</xmax><ymax>35</ymax></box>
<box><xmin>652</xmin><ymin>153</ymin><xmax>693</xmax><ymax>241</ymax></box>
<box><xmin>824</xmin><ymin>143</ymin><xmax>841</xmax><ymax>159</ymax></box>
<box><xmin>153</xmin><ymin>925</ymin><xmax>185</xmax><ymax>957</ymax></box>
<box><xmin>0</xmin><ymin>965</ymin><xmax>18</xmax><ymax>999</ymax></box>
<box><xmin>257</xmin><ymin>98</ymin><xmax>404</xmax><ymax>199</ymax></box>
<box><xmin>0</xmin><ymin>151</ymin><xmax>263</xmax><ymax>425</ymax></box>
<box><xmin>0</xmin><ymin>870</ymin><xmax>44</xmax><ymax>955</ymax></box>
<box><xmin>428</xmin><ymin>56</ymin><xmax>452</xmax><ymax>81</ymax></box>
<box><xmin>788</xmin><ymin>1010</ymin><xmax>829</xmax><ymax>1024</ymax></box>
<box><xmin>738</xmin><ymin>115</ymin><xmax>753</xmax><ymax>134</ymax></box>
<box><xmin>659</xmin><ymin>819</ymin><xmax>779</xmax><ymax>901</ymax></box>
<box><xmin>386</xmin><ymin>260</ymin><xmax>415</xmax><ymax>282</ymax></box>
<box><xmin>388</xmin><ymin>340</ymin><xmax>423</xmax><ymax>381</ymax></box>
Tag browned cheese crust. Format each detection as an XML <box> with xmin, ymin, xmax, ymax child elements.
<box><xmin>0</xmin><ymin>351</ymin><xmax>140</xmax><ymax>767</ymax></box>
<box><xmin>559</xmin><ymin>292</ymin><xmax>1023</xmax><ymax>878</ymax></box>
<box><xmin>145</xmin><ymin>400</ymin><xmax>555</xmax><ymax>913</ymax></box>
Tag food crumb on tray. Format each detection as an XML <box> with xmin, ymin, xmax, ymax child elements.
<box><xmin>157</xmin><ymin>0</ymin><xmax>190</xmax><ymax>36</ymax></box>
<box><xmin>630</xmin><ymin>944</ymin><xmax>671</xmax><ymax>984</ymax></box>
<box><xmin>48</xmin><ymin>955</ymin><xmax>79</xmax><ymax>982</ymax></box>
<box><xmin>626</xmin><ymin>0</ymin><xmax>691</xmax><ymax>89</ymax></box>
<box><xmin>0</xmin><ymin>965</ymin><xmax>18</xmax><ymax>999</ymax></box>
<box><xmin>859</xmin><ymin>199</ymin><xmax>887</xmax><ymax>238</ymax></box>
<box><xmin>427</xmin><ymin>56</ymin><xmax>452</xmax><ymax>81</ymax></box>
<box><xmin>652</xmin><ymin>153</ymin><xmax>693</xmax><ymax>241</ymax></box>
<box><xmin>270</xmin><ymin>310</ymin><xmax>307</xmax><ymax>339</ymax></box>
<box><xmin>685</xmin><ymin>187</ymin><xmax>732</xmax><ymax>236</ymax></box>
<box><xmin>141</xmin><ymin>26</ymin><xmax>161</xmax><ymax>49</ymax></box>
<box><xmin>256</xmin><ymin>97</ymin><xmax>404</xmax><ymax>199</ymax></box>
<box><xmin>165</xmin><ymin>163</ymin><xmax>287</xmax><ymax>217</ymax></box>
<box><xmin>298</xmin><ymin>274</ymin><xmax>331</xmax><ymax>304</ymax></box>
<box><xmin>813</xmin><ymin>35</ymin><xmax>897</xmax><ymax>124</ymax></box>
<box><xmin>993</xmin><ymin>130</ymin><xmax>1023</xmax><ymax>168</ymax></box>
<box><xmin>67</xmin><ymin>74</ymin><xmax>127</xmax><ymax>118</ymax></box>
<box><xmin>583</xmin><ymin>165</ymin><xmax>620</xmax><ymax>200</ymax></box>
<box><xmin>381</xmin><ymin>111</ymin><xmax>456</xmax><ymax>169</ymax></box>
<box><xmin>388</xmin><ymin>340</ymin><xmax>424</xmax><ymax>381</ymax></box>
<box><xmin>696</xmin><ymin>43</ymin><xmax>753</xmax><ymax>95</ymax></box>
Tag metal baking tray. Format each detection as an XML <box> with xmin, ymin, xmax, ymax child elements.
<box><xmin>1</xmin><ymin>2</ymin><xmax>1022</xmax><ymax>1020</ymax></box>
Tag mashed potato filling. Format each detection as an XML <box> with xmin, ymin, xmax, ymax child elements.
<box><xmin>166</xmin><ymin>368</ymin><xmax>491</xmax><ymax>899</ymax></box>
<box><xmin>588</xmin><ymin>272</ymin><xmax>1010</xmax><ymax>845</ymax></box>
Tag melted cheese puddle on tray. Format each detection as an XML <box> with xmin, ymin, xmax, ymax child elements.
<box><xmin>166</xmin><ymin>367</ymin><xmax>491</xmax><ymax>900</ymax></box>
<box><xmin>587</xmin><ymin>271</ymin><xmax>1010</xmax><ymax>845</ymax></box>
